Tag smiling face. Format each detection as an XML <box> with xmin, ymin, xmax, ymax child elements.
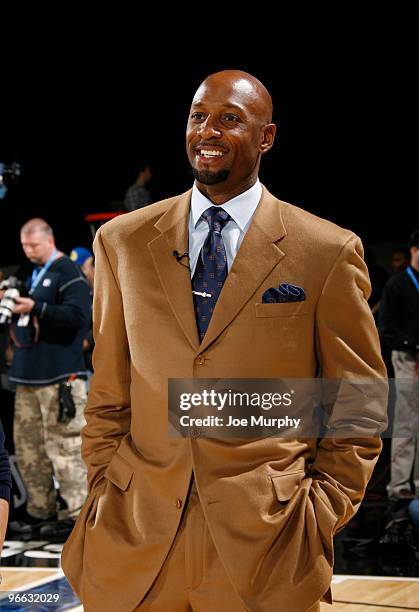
<box><xmin>186</xmin><ymin>71</ymin><xmax>276</xmax><ymax>204</ymax></box>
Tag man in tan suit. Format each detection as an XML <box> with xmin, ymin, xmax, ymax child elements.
<box><xmin>61</xmin><ymin>70</ymin><xmax>388</xmax><ymax>611</ymax></box>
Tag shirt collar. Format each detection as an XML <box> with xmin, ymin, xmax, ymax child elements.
<box><xmin>190</xmin><ymin>179</ymin><xmax>262</xmax><ymax>231</ymax></box>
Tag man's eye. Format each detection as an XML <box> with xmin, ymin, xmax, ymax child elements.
<box><xmin>191</xmin><ymin>112</ymin><xmax>205</xmax><ymax>121</ymax></box>
<box><xmin>224</xmin><ymin>114</ymin><xmax>239</xmax><ymax>122</ymax></box>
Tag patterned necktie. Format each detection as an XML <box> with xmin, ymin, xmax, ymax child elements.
<box><xmin>192</xmin><ymin>206</ymin><xmax>231</xmax><ymax>341</ymax></box>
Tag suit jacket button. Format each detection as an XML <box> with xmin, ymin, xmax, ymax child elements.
<box><xmin>176</xmin><ymin>498</ymin><xmax>183</xmax><ymax>509</ymax></box>
<box><xmin>196</xmin><ymin>355</ymin><xmax>206</xmax><ymax>366</ymax></box>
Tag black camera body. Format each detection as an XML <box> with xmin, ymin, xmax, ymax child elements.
<box><xmin>0</xmin><ymin>277</ymin><xmax>28</xmax><ymax>327</ymax></box>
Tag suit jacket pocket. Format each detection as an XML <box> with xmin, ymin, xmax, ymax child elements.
<box><xmin>255</xmin><ymin>302</ymin><xmax>310</xmax><ymax>318</ymax></box>
<box><xmin>104</xmin><ymin>452</ymin><xmax>134</xmax><ymax>491</ymax></box>
<box><xmin>271</xmin><ymin>469</ymin><xmax>306</xmax><ymax>502</ymax></box>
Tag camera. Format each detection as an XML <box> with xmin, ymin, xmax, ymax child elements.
<box><xmin>0</xmin><ymin>277</ymin><xmax>28</xmax><ymax>327</ymax></box>
<box><xmin>0</xmin><ymin>162</ymin><xmax>22</xmax><ymax>200</ymax></box>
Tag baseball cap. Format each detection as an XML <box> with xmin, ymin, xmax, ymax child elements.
<box><xmin>70</xmin><ymin>247</ymin><xmax>93</xmax><ymax>266</ymax></box>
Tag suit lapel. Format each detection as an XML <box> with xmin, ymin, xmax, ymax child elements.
<box><xmin>148</xmin><ymin>190</ymin><xmax>200</xmax><ymax>352</ymax></box>
<box><xmin>148</xmin><ymin>186</ymin><xmax>287</xmax><ymax>354</ymax></box>
<box><xmin>199</xmin><ymin>187</ymin><xmax>287</xmax><ymax>353</ymax></box>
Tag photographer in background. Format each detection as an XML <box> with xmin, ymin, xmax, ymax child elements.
<box><xmin>379</xmin><ymin>229</ymin><xmax>419</xmax><ymax>501</ymax></box>
<box><xmin>5</xmin><ymin>218</ymin><xmax>91</xmax><ymax>541</ymax></box>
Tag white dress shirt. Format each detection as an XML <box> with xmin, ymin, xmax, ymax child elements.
<box><xmin>188</xmin><ymin>179</ymin><xmax>262</xmax><ymax>277</ymax></box>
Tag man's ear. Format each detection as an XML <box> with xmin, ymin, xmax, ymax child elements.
<box><xmin>259</xmin><ymin>123</ymin><xmax>276</xmax><ymax>154</ymax></box>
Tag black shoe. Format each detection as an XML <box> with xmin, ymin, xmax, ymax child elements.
<box><xmin>8</xmin><ymin>513</ymin><xmax>58</xmax><ymax>539</ymax></box>
<box><xmin>389</xmin><ymin>489</ymin><xmax>416</xmax><ymax>502</ymax></box>
<box><xmin>39</xmin><ymin>518</ymin><xmax>75</xmax><ymax>542</ymax></box>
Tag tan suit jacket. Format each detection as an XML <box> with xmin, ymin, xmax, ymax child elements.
<box><xmin>61</xmin><ymin>187</ymin><xmax>387</xmax><ymax>611</ymax></box>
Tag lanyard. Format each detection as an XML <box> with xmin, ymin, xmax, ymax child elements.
<box><xmin>29</xmin><ymin>249</ymin><xmax>58</xmax><ymax>295</ymax></box>
<box><xmin>407</xmin><ymin>266</ymin><xmax>419</xmax><ymax>292</ymax></box>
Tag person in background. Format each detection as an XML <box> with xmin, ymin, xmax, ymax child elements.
<box><xmin>123</xmin><ymin>164</ymin><xmax>153</xmax><ymax>211</ymax></box>
<box><xmin>0</xmin><ymin>420</ymin><xmax>12</xmax><ymax>554</ymax></box>
<box><xmin>7</xmin><ymin>219</ymin><xmax>91</xmax><ymax>541</ymax></box>
<box><xmin>70</xmin><ymin>247</ymin><xmax>94</xmax><ymax>291</ymax></box>
<box><xmin>379</xmin><ymin>229</ymin><xmax>419</xmax><ymax>500</ymax></box>
<box><xmin>391</xmin><ymin>246</ymin><xmax>411</xmax><ymax>274</ymax></box>
<box><xmin>70</xmin><ymin>247</ymin><xmax>94</xmax><ymax>374</ymax></box>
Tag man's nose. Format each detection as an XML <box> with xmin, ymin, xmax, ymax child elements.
<box><xmin>197</xmin><ymin>116</ymin><xmax>222</xmax><ymax>139</ymax></box>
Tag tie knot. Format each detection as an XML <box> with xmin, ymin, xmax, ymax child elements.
<box><xmin>202</xmin><ymin>207</ymin><xmax>231</xmax><ymax>233</ymax></box>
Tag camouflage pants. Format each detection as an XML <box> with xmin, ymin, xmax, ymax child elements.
<box><xmin>387</xmin><ymin>350</ymin><xmax>419</xmax><ymax>498</ymax></box>
<box><xmin>14</xmin><ymin>380</ymin><xmax>88</xmax><ymax>520</ymax></box>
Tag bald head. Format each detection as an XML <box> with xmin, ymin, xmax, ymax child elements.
<box><xmin>20</xmin><ymin>218</ymin><xmax>56</xmax><ymax>265</ymax></box>
<box><xmin>21</xmin><ymin>218</ymin><xmax>53</xmax><ymax>237</ymax></box>
<box><xmin>194</xmin><ymin>70</ymin><xmax>273</xmax><ymax>125</ymax></box>
<box><xmin>186</xmin><ymin>69</ymin><xmax>276</xmax><ymax>203</ymax></box>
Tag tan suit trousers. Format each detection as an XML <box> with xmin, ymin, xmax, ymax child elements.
<box><xmin>137</xmin><ymin>477</ymin><xmax>320</xmax><ymax>612</ymax></box>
